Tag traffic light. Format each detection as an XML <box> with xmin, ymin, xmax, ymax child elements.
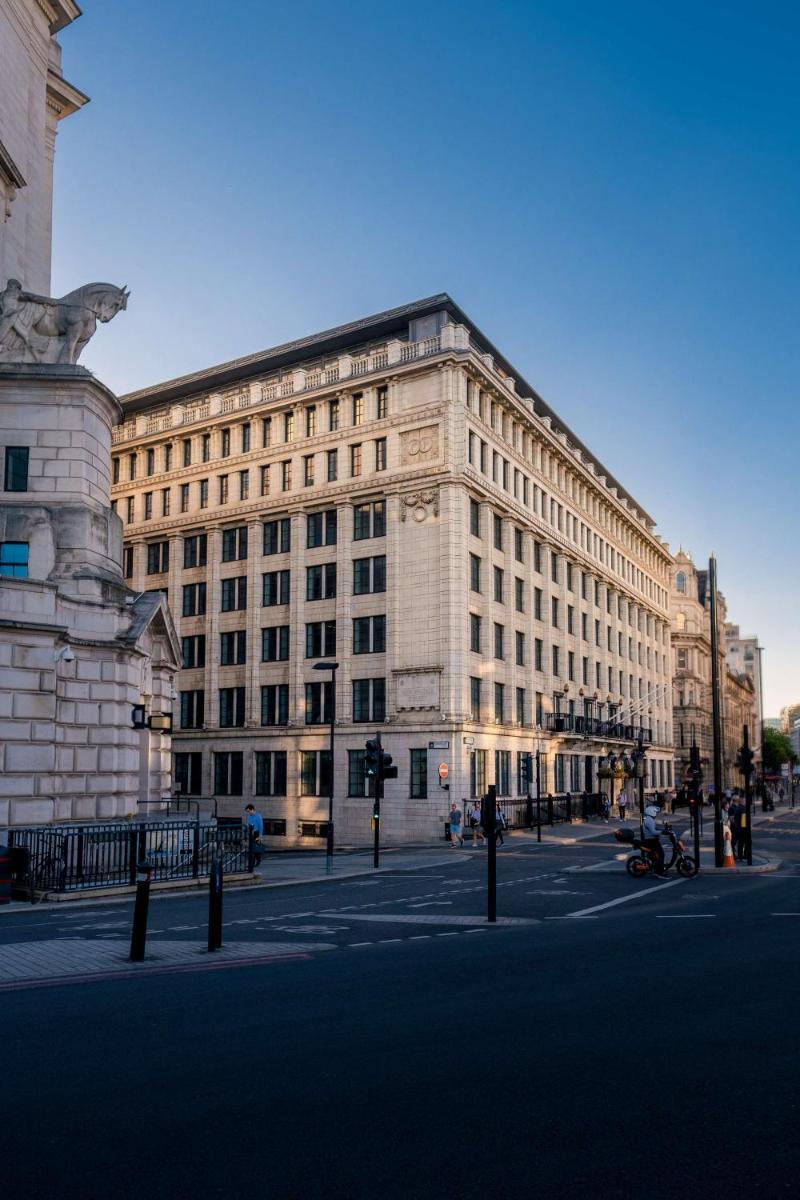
<box><xmin>381</xmin><ymin>749</ymin><xmax>398</xmax><ymax>780</ymax></box>
<box><xmin>736</xmin><ymin>744</ymin><xmax>755</xmax><ymax>777</ymax></box>
<box><xmin>365</xmin><ymin>737</ymin><xmax>381</xmax><ymax>778</ymax></box>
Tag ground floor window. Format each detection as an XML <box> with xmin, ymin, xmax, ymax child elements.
<box><xmin>470</xmin><ymin>749</ymin><xmax>487</xmax><ymax>799</ymax></box>
<box><xmin>555</xmin><ymin>753</ymin><xmax>565</xmax><ymax>793</ymax></box>
<box><xmin>174</xmin><ymin>752</ymin><xmax>202</xmax><ymax>795</ymax></box>
<box><xmin>495</xmin><ymin>750</ymin><xmax>510</xmax><ymax>795</ymax></box>
<box><xmin>214</xmin><ymin>751</ymin><xmax>243</xmax><ymax>796</ymax></box>
<box><xmin>348</xmin><ymin>749</ymin><xmax>376</xmax><ymax>798</ymax></box>
<box><xmin>410</xmin><ymin>749</ymin><xmax>427</xmax><ymax>799</ymax></box>
<box><xmin>300</xmin><ymin>750</ymin><xmax>332</xmax><ymax>796</ymax></box>
<box><xmin>255</xmin><ymin>751</ymin><xmax>287</xmax><ymax>796</ymax></box>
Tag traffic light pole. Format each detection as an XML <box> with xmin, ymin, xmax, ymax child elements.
<box><xmin>739</xmin><ymin>724</ymin><xmax>754</xmax><ymax>867</ymax></box>
<box><xmin>373</xmin><ymin>770</ymin><xmax>382</xmax><ymax>869</ymax></box>
<box><xmin>483</xmin><ymin>783</ymin><xmax>497</xmax><ymax>922</ymax></box>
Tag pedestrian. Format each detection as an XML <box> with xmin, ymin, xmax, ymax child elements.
<box><xmin>601</xmin><ymin>793</ymin><xmax>611</xmax><ymax>823</ymax></box>
<box><xmin>449</xmin><ymin>801</ymin><xmax>464</xmax><ymax>847</ymax></box>
<box><xmin>469</xmin><ymin>800</ymin><xmax>484</xmax><ymax>847</ymax></box>
<box><xmin>729</xmin><ymin>795</ymin><xmax>745</xmax><ymax>860</ymax></box>
<box><xmin>495</xmin><ymin>801</ymin><xmax>506</xmax><ymax>845</ymax></box>
<box><xmin>617</xmin><ymin>791</ymin><xmax>627</xmax><ymax>823</ymax></box>
<box><xmin>244</xmin><ymin>803</ymin><xmax>264</xmax><ymax>868</ymax></box>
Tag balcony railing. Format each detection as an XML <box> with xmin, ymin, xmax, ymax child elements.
<box><xmin>543</xmin><ymin>713</ymin><xmax>652</xmax><ymax>744</ymax></box>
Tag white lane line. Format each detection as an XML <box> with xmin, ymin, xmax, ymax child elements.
<box><xmin>565</xmin><ymin>877</ymin><xmax>685</xmax><ymax>917</ymax></box>
<box><xmin>772</xmin><ymin>913</ymin><xmax>800</xmax><ymax>916</ymax></box>
<box><xmin>408</xmin><ymin>901</ymin><xmax>453</xmax><ymax>909</ymax></box>
<box><xmin>350</xmin><ymin>942</ymin><xmax>373</xmax><ymax>947</ymax></box>
<box><xmin>436</xmin><ymin>932</ymin><xmax>461</xmax><ymax>937</ymax></box>
<box><xmin>656</xmin><ymin>914</ymin><xmax>716</xmax><ymax>919</ymax></box>
<box><xmin>378</xmin><ymin>939</ymin><xmax>402</xmax><ymax>944</ymax></box>
<box><xmin>409</xmin><ymin>935</ymin><xmax>431</xmax><ymax>941</ymax></box>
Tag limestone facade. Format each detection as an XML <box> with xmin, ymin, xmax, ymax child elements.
<box><xmin>113</xmin><ymin>296</ymin><xmax>675</xmax><ymax>845</ymax></box>
<box><xmin>724</xmin><ymin>624</ymin><xmax>762</xmax><ymax>762</ymax></box>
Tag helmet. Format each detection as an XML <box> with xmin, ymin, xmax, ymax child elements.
<box><xmin>645</xmin><ymin>805</ymin><xmax>660</xmax><ymax>818</ymax></box>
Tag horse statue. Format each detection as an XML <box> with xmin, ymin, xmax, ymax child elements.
<box><xmin>0</xmin><ymin>279</ymin><xmax>129</xmax><ymax>365</ymax></box>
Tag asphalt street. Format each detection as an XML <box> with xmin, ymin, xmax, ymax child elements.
<box><xmin>3</xmin><ymin>810</ymin><xmax>799</xmax><ymax>1199</ymax></box>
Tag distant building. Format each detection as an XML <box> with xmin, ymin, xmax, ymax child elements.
<box><xmin>724</xmin><ymin>624</ymin><xmax>763</xmax><ymax>760</ymax></box>
<box><xmin>779</xmin><ymin>703</ymin><xmax>800</xmax><ymax>734</ymax></box>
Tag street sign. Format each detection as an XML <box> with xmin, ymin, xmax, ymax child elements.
<box><xmin>438</xmin><ymin>762</ymin><xmax>449</xmax><ymax>781</ymax></box>
<box><xmin>429</xmin><ymin>740</ymin><xmax>450</xmax><ymax>750</ymax></box>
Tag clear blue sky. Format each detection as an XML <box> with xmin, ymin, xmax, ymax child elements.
<box><xmin>51</xmin><ymin>1</ymin><xmax>799</xmax><ymax>715</ymax></box>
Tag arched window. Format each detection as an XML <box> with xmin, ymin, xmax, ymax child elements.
<box><xmin>676</xmin><ymin>571</ymin><xmax>686</xmax><ymax>593</ymax></box>
<box><xmin>675</xmin><ymin>612</ymin><xmax>686</xmax><ymax>632</ymax></box>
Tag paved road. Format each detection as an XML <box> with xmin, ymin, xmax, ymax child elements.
<box><xmin>3</xmin><ymin>810</ymin><xmax>799</xmax><ymax>1198</ymax></box>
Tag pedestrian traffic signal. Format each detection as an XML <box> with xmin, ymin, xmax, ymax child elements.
<box><xmin>736</xmin><ymin>744</ymin><xmax>755</xmax><ymax>777</ymax></box>
<box><xmin>365</xmin><ymin>737</ymin><xmax>381</xmax><ymax>777</ymax></box>
<box><xmin>381</xmin><ymin>750</ymin><xmax>398</xmax><ymax>780</ymax></box>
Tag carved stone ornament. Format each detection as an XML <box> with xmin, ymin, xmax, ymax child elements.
<box><xmin>0</xmin><ymin>278</ymin><xmax>129</xmax><ymax>365</ymax></box>
<box><xmin>400</xmin><ymin>489</ymin><xmax>439</xmax><ymax>523</ymax></box>
<box><xmin>399</xmin><ymin>424</ymin><xmax>439</xmax><ymax>466</ymax></box>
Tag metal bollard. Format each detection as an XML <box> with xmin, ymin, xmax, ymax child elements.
<box><xmin>129</xmin><ymin>859</ymin><xmax>152</xmax><ymax>962</ymax></box>
<box><xmin>208</xmin><ymin>854</ymin><xmax>223</xmax><ymax>951</ymax></box>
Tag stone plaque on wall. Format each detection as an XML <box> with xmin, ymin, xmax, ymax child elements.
<box><xmin>395</xmin><ymin>669</ymin><xmax>441</xmax><ymax>712</ymax></box>
<box><xmin>400</xmin><ymin>424</ymin><xmax>439</xmax><ymax>467</ymax></box>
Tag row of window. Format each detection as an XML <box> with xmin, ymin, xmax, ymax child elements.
<box><xmin>179</xmin><ymin>677</ymin><xmax>385</xmax><ymax>729</ymax></box>
<box><xmin>180</xmin><ymin>616</ymin><xmax>384</xmax><ymax>668</ymax></box>
<box><xmin>179</xmin><ymin>555</ymin><xmax>386</xmax><ymax>615</ymax></box>
<box><xmin>116</xmin><ymin>389</ymin><xmax>390</xmax><ymax>482</ymax></box>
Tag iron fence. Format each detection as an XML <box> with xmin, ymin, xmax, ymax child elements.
<box><xmin>497</xmin><ymin>792</ymin><xmax>609</xmax><ymax>828</ymax></box>
<box><xmin>8</xmin><ymin>820</ymin><xmax>251</xmax><ymax>895</ymax></box>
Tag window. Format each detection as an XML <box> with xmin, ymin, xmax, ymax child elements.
<box><xmin>350</xmin><ymin>444</ymin><xmax>362</xmax><ymax>476</ymax></box>
<box><xmin>262</xmin><ymin>417</ymin><xmax>272</xmax><ymax>448</ymax></box>
<box><xmin>470</xmin><ymin>499</ymin><xmax>480</xmax><ymax>537</ymax></box>
<box><xmin>182</xmin><ymin>582</ymin><xmax>207</xmax><ymax>617</ymax></box>
<box><xmin>582</xmin><ymin>656</ymin><xmax>589</xmax><ymax>685</ymax></box>
<box><xmin>354</xmin><ymin>500</ymin><xmax>385</xmax><ymax>539</ymax></box>
<box><xmin>241</xmin><ymin>423</ymin><xmax>251</xmax><ymax>453</ymax></box>
<box><xmin>470</xmin><ymin>554</ymin><xmax>481</xmax><ymax>593</ymax></box>
<box><xmin>567</xmin><ymin>605</ymin><xmax>574</xmax><ymax>635</ymax></box>
<box><xmin>199</xmin><ymin>479</ymin><xmax>208</xmax><ymax>509</ymax></box>
<box><xmin>493</xmin><ymin>515</ymin><xmax>503</xmax><ymax>550</ymax></box>
<box><xmin>352</xmin><ymin>393</ymin><xmax>364</xmax><ymax>425</ymax></box>
<box><xmin>183</xmin><ymin>534</ymin><xmax>207</xmax><ymax>568</ymax></box>
<box><xmin>352</xmin><ymin>677</ymin><xmax>385</xmax><ymax>722</ymax></box>
<box><xmin>214</xmin><ymin>751</ymin><xmax>243</xmax><ymax>796</ymax></box>
<box><xmin>180</xmin><ymin>690</ymin><xmax>205</xmax><ymax>729</ymax></box>
<box><xmin>493</xmin><ymin>566</ymin><xmax>504</xmax><ymax>604</ymax></box>
<box><xmin>495</xmin><ymin>749</ymin><xmax>510</xmax><ymax>794</ymax></box>
<box><xmin>202</xmin><ymin>434</ymin><xmax>211</xmax><ymax>462</ymax></box>
<box><xmin>220</xmin><ymin>630</ymin><xmax>246</xmax><ymax>665</ymax></box>
<box><xmin>281</xmin><ymin>460</ymin><xmax>292</xmax><ymax>491</ymax></box>
<box><xmin>551</xmin><ymin>552</ymin><xmax>558</xmax><ymax>583</ymax></box>
<box><xmin>306</xmin><ymin>620</ymin><xmax>336</xmax><ymax>659</ymax></box>
<box><xmin>535</xmin><ymin>638</ymin><xmax>543</xmax><ymax>671</ymax></box>
<box><xmin>4</xmin><ymin>447</ymin><xmax>29</xmax><ymax>492</ymax></box>
<box><xmin>471</xmin><ymin>749</ymin><xmax>487</xmax><ymax>799</ymax></box>
<box><xmin>568</xmin><ymin>651</ymin><xmax>575</xmax><ymax>681</ymax></box>
<box><xmin>262</xmin><ymin>625</ymin><xmax>290</xmax><ymax>661</ymax></box>
<box><xmin>305</xmin><ymin>407</ymin><xmax>316</xmax><ymax>438</ymax></box>
<box><xmin>146</xmin><ymin>448</ymin><xmax>155</xmax><ymax>477</ymax></box>
<box><xmin>221</xmin><ymin>576</ymin><xmax>247</xmax><ymax>612</ymax></box>
<box><xmin>303</xmin><ymin>455</ymin><xmax>314</xmax><ymax>486</ymax></box>
<box><xmin>551</xmin><ymin>597</ymin><xmax>559</xmax><ymax>627</ymax></box>
<box><xmin>146</xmin><ymin>542</ymin><xmax>169</xmax><ymax>575</ymax></box>
<box><xmin>143</xmin><ymin>492</ymin><xmax>153</xmax><ymax>520</ymax></box>
<box><xmin>534</xmin><ymin>587</ymin><xmax>543</xmax><ymax>621</ymax></box>
<box><xmin>174</xmin><ymin>752</ymin><xmax>202</xmax><ymax>796</ymax></box>
<box><xmin>219</xmin><ymin>686</ymin><xmax>246</xmax><ymax>728</ymax></box>
<box><xmin>262</xmin><ymin>570</ymin><xmax>290</xmax><ymax>606</ymax></box>
<box><xmin>259</xmin><ymin>465</ymin><xmax>270</xmax><ymax>497</ymax></box>
<box><xmin>307</xmin><ymin>510</ymin><xmax>337</xmax><ymax>548</ymax></box>
<box><xmin>552</xmin><ymin>645</ymin><xmax>560</xmax><ymax>676</ymax></box>
<box><xmin>494</xmin><ymin>623</ymin><xmax>504</xmax><ymax>660</ymax></box>
<box><xmin>676</xmin><ymin>648</ymin><xmax>688</xmax><ymax>670</ymax></box>
<box><xmin>261</xmin><ymin>684</ymin><xmax>289</xmax><ymax>726</ymax></box>
<box><xmin>263</xmin><ymin>518</ymin><xmax>291</xmax><ymax>555</ymax></box>
<box><xmin>566</xmin><ymin>563</ymin><xmax>573</xmax><ymax>592</ymax></box>
<box><xmin>222</xmin><ymin>527</ymin><xmax>248</xmax><ymax>561</ymax></box>
<box><xmin>112</xmin><ymin>457</ymin><xmax>120</xmax><ymax>485</ymax></box>
<box><xmin>375</xmin><ymin>438</ymin><xmax>387</xmax><ymax>471</ymax></box>
<box><xmin>676</xmin><ymin>571</ymin><xmax>686</xmax><ymax>593</ymax></box>
<box><xmin>239</xmin><ymin>470</ymin><xmax>249</xmax><ymax>500</ymax></box>
<box><xmin>220</xmin><ymin>428</ymin><xmax>231</xmax><ymax>458</ymax></box>
<box><xmin>0</xmin><ymin>541</ymin><xmax>28</xmax><ymax>578</ymax></box>
<box><xmin>353</xmin><ymin>615</ymin><xmax>386</xmax><ymax>654</ymax></box>
<box><xmin>255</xmin><ymin>751</ymin><xmax>287</xmax><ymax>797</ymax></box>
<box><xmin>329</xmin><ymin>399</ymin><xmax>340</xmax><ymax>431</ymax></box>
<box><xmin>533</xmin><ymin>541</ymin><xmax>542</xmax><ymax>572</ymax></box>
<box><xmin>410</xmin><ymin>749</ymin><xmax>427</xmax><ymax>799</ymax></box>
<box><xmin>470</xmin><ymin>677</ymin><xmax>482</xmax><ymax>721</ymax></box>
<box><xmin>123</xmin><ymin>547</ymin><xmax>134</xmax><ymax>579</ymax></box>
<box><xmin>306</xmin><ymin>562</ymin><xmax>337</xmax><ymax>600</ymax></box>
<box><xmin>161</xmin><ymin>488</ymin><xmax>170</xmax><ymax>517</ymax></box>
<box><xmin>494</xmin><ymin>683</ymin><xmax>505</xmax><ymax>724</ymax></box>
<box><xmin>514</xmin><ymin>528</ymin><xmax>524</xmax><ymax>563</ymax></box>
<box><xmin>353</xmin><ymin>555</ymin><xmax>385</xmax><ymax>594</ymax></box>
<box><xmin>377</xmin><ymin>385</ymin><xmax>388</xmax><ymax>419</ymax></box>
<box><xmin>182</xmin><ymin>440</ymin><xmax>192</xmax><ymax>468</ymax></box>
<box><xmin>300</xmin><ymin>750</ymin><xmax>332</xmax><ymax>796</ymax></box>
<box><xmin>181</xmin><ymin>635</ymin><xmax>206</xmax><ymax>669</ymax></box>
<box><xmin>348</xmin><ymin>750</ymin><xmax>376</xmax><ymax>798</ymax></box>
<box><xmin>284</xmin><ymin>413</ymin><xmax>294</xmax><ymax>443</ymax></box>
<box><xmin>516</xmin><ymin>687</ymin><xmax>526</xmax><ymax>727</ymax></box>
<box><xmin>327</xmin><ymin>449</ymin><xmax>338</xmax><ymax>482</ymax></box>
<box><xmin>128</xmin><ymin>453</ymin><xmax>137</xmax><ymax>480</ymax></box>
<box><xmin>470</xmin><ymin>613</ymin><xmax>482</xmax><ymax>653</ymax></box>
<box><xmin>515</xmin><ymin>578</ymin><xmax>524</xmax><ymax>613</ymax></box>
<box><xmin>516</xmin><ymin>631</ymin><xmax>525</xmax><ymax>666</ymax></box>
<box><xmin>305</xmin><ymin>681</ymin><xmax>334</xmax><ymax>725</ymax></box>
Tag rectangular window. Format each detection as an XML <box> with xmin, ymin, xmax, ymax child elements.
<box><xmin>259</xmin><ymin>465</ymin><xmax>270</xmax><ymax>497</ymax></box>
<box><xmin>535</xmin><ymin>638</ymin><xmax>543</xmax><ymax>671</ymax></box>
<box><xmin>514</xmin><ymin>528</ymin><xmax>524</xmax><ymax>563</ymax></box>
<box><xmin>284</xmin><ymin>412</ymin><xmax>294</xmax><ymax>442</ymax></box>
<box><xmin>375</xmin><ymin>438</ymin><xmax>387</xmax><ymax>471</ymax></box>
<box><xmin>470</xmin><ymin>613</ymin><xmax>482</xmax><ymax>653</ymax></box>
<box><xmin>220</xmin><ymin>428</ymin><xmax>231</xmax><ymax>458</ymax></box>
<box><xmin>306</xmin><ymin>562</ymin><xmax>337</xmax><ymax>600</ymax></box>
<box><xmin>0</xmin><ymin>541</ymin><xmax>28</xmax><ymax>578</ymax></box>
<box><xmin>568</xmin><ymin>651</ymin><xmax>575</xmax><ymax>681</ymax></box>
<box><xmin>410</xmin><ymin>749</ymin><xmax>427</xmax><ymax>798</ymax></box>
<box><xmin>516</xmin><ymin>687</ymin><xmax>526</xmax><ymax>727</ymax></box>
<box><xmin>567</xmin><ymin>605</ymin><xmax>574</xmax><ymax>635</ymax></box>
<box><xmin>329</xmin><ymin>399</ymin><xmax>340</xmax><ymax>431</ymax></box>
<box><xmin>495</xmin><ymin>749</ymin><xmax>510</xmax><ymax>794</ymax></box>
<box><xmin>552</xmin><ymin>645</ymin><xmax>560</xmax><ymax>677</ymax></box>
<box><xmin>146</xmin><ymin>448</ymin><xmax>155</xmax><ymax>477</ymax></box>
<box><xmin>493</xmin><ymin>515</ymin><xmax>503</xmax><ymax>550</ymax></box>
<box><xmin>352</xmin><ymin>393</ymin><xmax>364</xmax><ymax>425</ymax></box>
<box><xmin>239</xmin><ymin>469</ymin><xmax>249</xmax><ymax>500</ymax></box>
<box><xmin>470</xmin><ymin>677</ymin><xmax>481</xmax><ymax>721</ymax></box>
<box><xmin>300</xmin><ymin>750</ymin><xmax>332</xmax><ymax>797</ymax></box>
<box><xmin>493</xmin><ymin>566</ymin><xmax>504</xmax><ymax>604</ymax></box>
<box><xmin>181</xmin><ymin>582</ymin><xmax>207</xmax><ymax>617</ymax></box>
<box><xmin>305</xmin><ymin>620</ymin><xmax>336</xmax><ymax>659</ymax></box>
<box><xmin>533</xmin><ymin>541</ymin><xmax>542</xmax><ymax>573</ymax></box>
<box><xmin>180</xmin><ymin>690</ymin><xmax>205</xmax><ymax>729</ymax></box>
<box><xmin>218</xmin><ymin>475</ymin><xmax>229</xmax><ymax>505</ymax></box>
<box><xmin>4</xmin><ymin>447</ymin><xmax>29</xmax><ymax>492</ymax></box>
<box><xmin>515</xmin><ymin>578</ymin><xmax>524</xmax><ymax>613</ymax></box>
<box><xmin>470</xmin><ymin>554</ymin><xmax>481</xmax><ymax>593</ymax></box>
<box><xmin>377</xmin><ymin>385</ymin><xmax>388</xmax><ymax>419</ymax></box>
<box><xmin>174</xmin><ymin>751</ymin><xmax>202</xmax><ymax>796</ymax></box>
<box><xmin>112</xmin><ymin>456</ymin><xmax>120</xmax><ymax>485</ymax></box>
<box><xmin>516</xmin><ymin>631</ymin><xmax>525</xmax><ymax>666</ymax></box>
<box><xmin>214</xmin><ymin>751</ymin><xmax>243</xmax><ymax>796</ymax></box>
<box><xmin>182</xmin><ymin>440</ymin><xmax>192</xmax><ymax>468</ymax></box>
<box><xmin>128</xmin><ymin>453</ymin><xmax>137</xmax><ymax>481</ymax></box>
<box><xmin>551</xmin><ymin>597</ymin><xmax>559</xmax><ymax>627</ymax></box>
<box><xmin>305</xmin><ymin>406</ymin><xmax>316</xmax><ymax>438</ymax></box>
<box><xmin>262</xmin><ymin>417</ymin><xmax>272</xmax><ymax>448</ymax></box>
<box><xmin>241</xmin><ymin>423</ymin><xmax>251</xmax><ymax>453</ymax></box>
<box><xmin>494</xmin><ymin>682</ymin><xmax>505</xmax><ymax>724</ymax></box>
<box><xmin>262</xmin><ymin>625</ymin><xmax>290</xmax><ymax>662</ymax></box>
<box><xmin>181</xmin><ymin>634</ymin><xmax>206</xmax><ymax>669</ymax></box>
<box><xmin>353</xmin><ymin>500</ymin><xmax>386</xmax><ymax>540</ymax></box>
<box><xmin>352</xmin><ymin>677</ymin><xmax>385</xmax><ymax>722</ymax></box>
<box><xmin>471</xmin><ymin>749</ymin><xmax>487</xmax><ymax>799</ymax></box>
<box><xmin>307</xmin><ymin>509</ymin><xmax>338</xmax><ymax>548</ymax></box>
<box><xmin>161</xmin><ymin>488</ymin><xmax>170</xmax><ymax>517</ymax></box>
<box><xmin>494</xmin><ymin>623</ymin><xmax>504</xmax><ymax>660</ymax></box>
<box><xmin>202</xmin><ymin>434</ymin><xmax>211</xmax><ymax>462</ymax></box>
<box><xmin>347</xmin><ymin>750</ymin><xmax>375</xmax><ymax>798</ymax></box>
<box><xmin>183</xmin><ymin>534</ymin><xmax>207</xmax><ymax>569</ymax></box>
<box><xmin>263</xmin><ymin>518</ymin><xmax>291</xmax><ymax>555</ymax></box>
<box><xmin>304</xmin><ymin>681</ymin><xmax>334</xmax><ymax>725</ymax></box>
<box><xmin>143</xmin><ymin>492</ymin><xmax>153</xmax><ymax>520</ymax></box>
<box><xmin>350</xmin><ymin>444</ymin><xmax>362</xmax><ymax>476</ymax></box>
<box><xmin>303</xmin><ymin>455</ymin><xmax>314</xmax><ymax>486</ymax></box>
<box><xmin>255</xmin><ymin>751</ymin><xmax>287</xmax><ymax>797</ymax></box>
<box><xmin>199</xmin><ymin>479</ymin><xmax>209</xmax><ymax>509</ymax></box>
<box><xmin>353</xmin><ymin>614</ymin><xmax>386</xmax><ymax>654</ymax></box>
<box><xmin>566</xmin><ymin>562</ymin><xmax>573</xmax><ymax>592</ymax></box>
<box><xmin>262</xmin><ymin>570</ymin><xmax>290</xmax><ymax>606</ymax></box>
<box><xmin>551</xmin><ymin>552</ymin><xmax>558</xmax><ymax>583</ymax></box>
<box><xmin>353</xmin><ymin>555</ymin><xmax>385</xmax><ymax>594</ymax></box>
<box><xmin>220</xmin><ymin>630</ymin><xmax>247</xmax><ymax>666</ymax></box>
<box><xmin>261</xmin><ymin>683</ymin><xmax>289</xmax><ymax>726</ymax></box>
<box><xmin>222</xmin><ymin>527</ymin><xmax>248</xmax><ymax>562</ymax></box>
<box><xmin>327</xmin><ymin>449</ymin><xmax>338</xmax><ymax>482</ymax></box>
<box><xmin>534</xmin><ymin>588</ymin><xmax>542</xmax><ymax>621</ymax></box>
<box><xmin>470</xmin><ymin>499</ymin><xmax>480</xmax><ymax>537</ymax></box>
<box><xmin>146</xmin><ymin>541</ymin><xmax>169</xmax><ymax>575</ymax></box>
<box><xmin>221</xmin><ymin>576</ymin><xmax>247</xmax><ymax>612</ymax></box>
<box><xmin>281</xmin><ymin>460</ymin><xmax>292</xmax><ymax>491</ymax></box>
<box><xmin>123</xmin><ymin>547</ymin><xmax>133</xmax><ymax>579</ymax></box>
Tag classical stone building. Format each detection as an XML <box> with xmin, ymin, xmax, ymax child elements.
<box><xmin>0</xmin><ymin>3</ymin><xmax>180</xmax><ymax>829</ymax></box>
<box><xmin>724</xmin><ymin>623</ymin><xmax>763</xmax><ymax>761</ymax></box>
<box><xmin>113</xmin><ymin>295</ymin><xmax>675</xmax><ymax>845</ymax></box>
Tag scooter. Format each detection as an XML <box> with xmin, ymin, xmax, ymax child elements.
<box><xmin>614</xmin><ymin>823</ymin><xmax>697</xmax><ymax>878</ymax></box>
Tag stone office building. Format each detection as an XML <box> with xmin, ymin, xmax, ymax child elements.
<box><xmin>113</xmin><ymin>295</ymin><xmax>675</xmax><ymax>845</ymax></box>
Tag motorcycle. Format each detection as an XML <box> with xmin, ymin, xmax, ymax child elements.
<box><xmin>614</xmin><ymin>823</ymin><xmax>697</xmax><ymax>878</ymax></box>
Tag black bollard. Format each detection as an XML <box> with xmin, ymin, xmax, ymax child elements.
<box><xmin>129</xmin><ymin>859</ymin><xmax>152</xmax><ymax>962</ymax></box>
<box><xmin>208</xmin><ymin>854</ymin><xmax>223</xmax><ymax>951</ymax></box>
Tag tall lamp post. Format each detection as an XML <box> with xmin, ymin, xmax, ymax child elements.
<box><xmin>534</xmin><ymin>726</ymin><xmax>544</xmax><ymax>843</ymax></box>
<box><xmin>630</xmin><ymin>734</ymin><xmax>647</xmax><ymax>842</ymax></box>
<box><xmin>313</xmin><ymin>661</ymin><xmax>339</xmax><ymax>874</ymax></box>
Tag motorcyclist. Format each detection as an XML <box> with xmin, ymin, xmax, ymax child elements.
<box><xmin>642</xmin><ymin>803</ymin><xmax>668</xmax><ymax>876</ymax></box>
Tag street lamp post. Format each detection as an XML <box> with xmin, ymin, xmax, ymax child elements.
<box><xmin>631</xmin><ymin>735</ymin><xmax>647</xmax><ymax>843</ymax></box>
<box><xmin>534</xmin><ymin>726</ymin><xmax>543</xmax><ymax>843</ymax></box>
<box><xmin>313</xmin><ymin>661</ymin><xmax>339</xmax><ymax>874</ymax></box>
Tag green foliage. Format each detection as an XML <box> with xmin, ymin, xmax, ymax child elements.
<box><xmin>762</xmin><ymin>726</ymin><xmax>797</xmax><ymax>771</ymax></box>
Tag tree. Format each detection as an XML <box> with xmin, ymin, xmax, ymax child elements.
<box><xmin>762</xmin><ymin>726</ymin><xmax>797</xmax><ymax>772</ymax></box>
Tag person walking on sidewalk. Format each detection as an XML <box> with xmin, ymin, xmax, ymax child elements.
<box><xmin>617</xmin><ymin>791</ymin><xmax>627</xmax><ymax>823</ymax></box>
<box><xmin>245</xmin><ymin>803</ymin><xmax>264</xmax><ymax>868</ymax></box>
<box><xmin>469</xmin><ymin>800</ymin><xmax>484</xmax><ymax>847</ymax></box>
<box><xmin>729</xmin><ymin>795</ymin><xmax>744</xmax><ymax>860</ymax></box>
<box><xmin>495</xmin><ymin>801</ymin><xmax>507</xmax><ymax>845</ymax></box>
<box><xmin>449</xmin><ymin>801</ymin><xmax>464</xmax><ymax>847</ymax></box>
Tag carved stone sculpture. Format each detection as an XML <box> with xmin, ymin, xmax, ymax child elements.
<box><xmin>0</xmin><ymin>278</ymin><xmax>129</xmax><ymax>365</ymax></box>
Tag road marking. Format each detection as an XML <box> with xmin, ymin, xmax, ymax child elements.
<box><xmin>378</xmin><ymin>939</ymin><xmax>403</xmax><ymax>944</ymax></box>
<box><xmin>656</xmin><ymin>914</ymin><xmax>716</xmax><ymax>919</ymax></box>
<box><xmin>436</xmin><ymin>932</ymin><xmax>461</xmax><ymax>937</ymax></box>
<box><xmin>350</xmin><ymin>942</ymin><xmax>373</xmax><ymax>947</ymax></box>
<box><xmin>772</xmin><ymin>913</ymin><xmax>800</xmax><ymax>916</ymax></box>
<box><xmin>407</xmin><ymin>901</ymin><xmax>453</xmax><ymax>909</ymax></box>
<box><xmin>565</xmin><ymin>878</ymin><xmax>685</xmax><ymax>917</ymax></box>
<box><xmin>409</xmin><ymin>935</ymin><xmax>431</xmax><ymax>941</ymax></box>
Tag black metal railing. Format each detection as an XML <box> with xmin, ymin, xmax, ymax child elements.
<box><xmin>543</xmin><ymin>714</ymin><xmax>652</xmax><ymax>743</ymax></box>
<box><xmin>7</xmin><ymin>820</ymin><xmax>251</xmax><ymax>895</ymax></box>
<box><xmin>496</xmin><ymin>792</ymin><xmax>608</xmax><ymax>828</ymax></box>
